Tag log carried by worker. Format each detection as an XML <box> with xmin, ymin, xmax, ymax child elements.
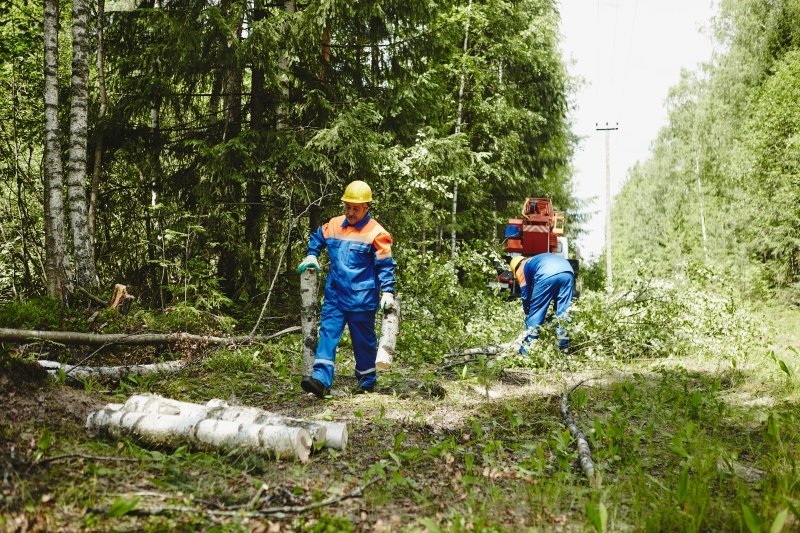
<box><xmin>510</xmin><ymin>253</ymin><xmax>575</xmax><ymax>353</ymax></box>
<box><xmin>296</xmin><ymin>180</ymin><xmax>397</xmax><ymax>398</ymax></box>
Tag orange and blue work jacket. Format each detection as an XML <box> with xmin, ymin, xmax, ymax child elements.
<box><xmin>514</xmin><ymin>254</ymin><xmax>575</xmax><ymax>315</ymax></box>
<box><xmin>307</xmin><ymin>214</ymin><xmax>396</xmax><ymax>312</ymax></box>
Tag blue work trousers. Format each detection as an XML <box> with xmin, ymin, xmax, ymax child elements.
<box><xmin>521</xmin><ymin>272</ymin><xmax>574</xmax><ymax>352</ymax></box>
<box><xmin>311</xmin><ymin>300</ymin><xmax>377</xmax><ymax>389</ymax></box>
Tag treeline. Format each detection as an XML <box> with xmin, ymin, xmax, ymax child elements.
<box><xmin>612</xmin><ymin>0</ymin><xmax>800</xmax><ymax>301</ymax></box>
<box><xmin>0</xmin><ymin>0</ymin><xmax>576</xmax><ymax>314</ymax></box>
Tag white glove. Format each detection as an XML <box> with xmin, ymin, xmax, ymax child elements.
<box><xmin>380</xmin><ymin>292</ymin><xmax>395</xmax><ymax>312</ymax></box>
<box><xmin>296</xmin><ymin>255</ymin><xmax>320</xmax><ymax>274</ymax></box>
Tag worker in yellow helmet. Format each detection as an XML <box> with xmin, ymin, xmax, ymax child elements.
<box><xmin>510</xmin><ymin>253</ymin><xmax>575</xmax><ymax>353</ymax></box>
<box><xmin>296</xmin><ymin>180</ymin><xmax>397</xmax><ymax>398</ymax></box>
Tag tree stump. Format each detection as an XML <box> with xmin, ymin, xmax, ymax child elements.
<box><xmin>108</xmin><ymin>284</ymin><xmax>134</xmax><ymax>314</ymax></box>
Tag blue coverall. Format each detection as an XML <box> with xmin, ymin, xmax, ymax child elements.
<box><xmin>306</xmin><ymin>213</ymin><xmax>396</xmax><ymax>389</ymax></box>
<box><xmin>514</xmin><ymin>253</ymin><xmax>575</xmax><ymax>352</ymax></box>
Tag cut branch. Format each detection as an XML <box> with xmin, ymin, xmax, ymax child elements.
<box><xmin>31</xmin><ymin>453</ymin><xmax>140</xmax><ymax>468</ymax></box>
<box><xmin>561</xmin><ymin>382</ymin><xmax>600</xmax><ymax>487</ymax></box>
<box><xmin>93</xmin><ymin>478</ymin><xmax>379</xmax><ymax>519</ymax></box>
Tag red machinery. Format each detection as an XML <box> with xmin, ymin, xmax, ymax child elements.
<box><xmin>490</xmin><ymin>198</ymin><xmax>575</xmax><ymax>297</ymax></box>
<box><xmin>504</xmin><ymin>198</ymin><xmax>565</xmax><ymax>256</ymax></box>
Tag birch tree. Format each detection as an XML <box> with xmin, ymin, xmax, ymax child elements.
<box><xmin>43</xmin><ymin>0</ymin><xmax>71</xmax><ymax>302</ymax></box>
<box><xmin>67</xmin><ymin>0</ymin><xmax>98</xmax><ymax>288</ymax></box>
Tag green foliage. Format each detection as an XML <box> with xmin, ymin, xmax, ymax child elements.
<box><xmin>395</xmin><ymin>248</ymin><xmax>519</xmax><ymax>363</ymax></box>
<box><xmin>203</xmin><ymin>346</ymin><xmax>264</xmax><ymax>373</ymax></box>
<box><xmin>305</xmin><ymin>514</ymin><xmax>354</xmax><ymax>533</ymax></box>
<box><xmin>0</xmin><ymin>0</ymin><xmax>576</xmax><ymax>307</ymax></box>
<box><xmin>157</xmin><ymin>304</ymin><xmax>236</xmax><ymax>335</ymax></box>
<box><xmin>568</xmin><ymin>267</ymin><xmax>761</xmax><ymax>362</ymax></box>
<box><xmin>613</xmin><ymin>0</ymin><xmax>800</xmax><ymax>295</ymax></box>
<box><xmin>580</xmin><ymin>258</ymin><xmax>607</xmax><ymax>293</ymax></box>
<box><xmin>0</xmin><ymin>297</ymin><xmax>85</xmax><ymax>331</ymax></box>
<box><xmin>106</xmin><ymin>496</ymin><xmax>140</xmax><ymax>517</ymax></box>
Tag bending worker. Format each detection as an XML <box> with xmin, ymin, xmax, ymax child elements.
<box><xmin>296</xmin><ymin>180</ymin><xmax>397</xmax><ymax>398</ymax></box>
<box><xmin>510</xmin><ymin>253</ymin><xmax>575</xmax><ymax>352</ymax></box>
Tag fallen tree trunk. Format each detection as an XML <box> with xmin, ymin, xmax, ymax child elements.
<box><xmin>38</xmin><ymin>359</ymin><xmax>184</xmax><ymax>379</ymax></box>
<box><xmin>0</xmin><ymin>325</ymin><xmax>300</xmax><ymax>347</ymax></box>
<box><xmin>110</xmin><ymin>394</ymin><xmax>347</xmax><ymax>450</ymax></box>
<box><xmin>87</xmin><ymin>408</ymin><xmax>313</xmax><ymax>462</ymax></box>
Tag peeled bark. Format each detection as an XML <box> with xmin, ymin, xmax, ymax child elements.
<box><xmin>299</xmin><ymin>269</ymin><xmax>318</xmax><ymax>376</ymax></box>
<box><xmin>376</xmin><ymin>300</ymin><xmax>400</xmax><ymax>370</ymax></box>
<box><xmin>87</xmin><ymin>408</ymin><xmax>312</xmax><ymax>462</ymax></box>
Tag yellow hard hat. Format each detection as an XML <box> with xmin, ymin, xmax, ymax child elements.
<box><xmin>341</xmin><ymin>180</ymin><xmax>372</xmax><ymax>203</ymax></box>
<box><xmin>509</xmin><ymin>255</ymin><xmax>526</xmax><ymax>273</ymax></box>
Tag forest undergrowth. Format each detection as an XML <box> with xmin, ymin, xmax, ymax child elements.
<box><xmin>1</xmin><ymin>273</ymin><xmax>799</xmax><ymax>531</ymax></box>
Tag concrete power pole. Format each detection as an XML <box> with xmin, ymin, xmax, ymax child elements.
<box><xmin>596</xmin><ymin>122</ymin><xmax>618</xmax><ymax>291</ymax></box>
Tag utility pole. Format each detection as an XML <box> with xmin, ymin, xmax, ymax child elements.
<box><xmin>596</xmin><ymin>122</ymin><xmax>618</xmax><ymax>291</ymax></box>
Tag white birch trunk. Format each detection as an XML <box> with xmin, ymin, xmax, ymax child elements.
<box><xmin>376</xmin><ymin>299</ymin><xmax>400</xmax><ymax>370</ymax></box>
<box><xmin>43</xmin><ymin>0</ymin><xmax>71</xmax><ymax>302</ymax></box>
<box><xmin>205</xmin><ymin>399</ymin><xmax>347</xmax><ymax>451</ymax></box>
<box><xmin>300</xmin><ymin>269</ymin><xmax>318</xmax><ymax>376</ymax></box>
<box><xmin>39</xmin><ymin>359</ymin><xmax>184</xmax><ymax>379</ymax></box>
<box><xmin>67</xmin><ymin>0</ymin><xmax>97</xmax><ymax>288</ymax></box>
<box><xmin>87</xmin><ymin>408</ymin><xmax>312</xmax><ymax>462</ymax></box>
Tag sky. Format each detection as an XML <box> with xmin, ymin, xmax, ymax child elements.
<box><xmin>557</xmin><ymin>0</ymin><xmax>718</xmax><ymax>260</ymax></box>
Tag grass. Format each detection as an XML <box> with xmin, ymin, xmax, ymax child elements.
<box><xmin>1</xmin><ymin>298</ymin><xmax>799</xmax><ymax>531</ymax></box>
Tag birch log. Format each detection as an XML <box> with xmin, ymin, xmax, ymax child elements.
<box><xmin>38</xmin><ymin>359</ymin><xmax>184</xmax><ymax>379</ymax></box>
<box><xmin>376</xmin><ymin>300</ymin><xmax>400</xmax><ymax>370</ymax></box>
<box><xmin>110</xmin><ymin>394</ymin><xmax>347</xmax><ymax>451</ymax></box>
<box><xmin>205</xmin><ymin>399</ymin><xmax>347</xmax><ymax>451</ymax></box>
<box><xmin>299</xmin><ymin>269</ymin><xmax>319</xmax><ymax>376</ymax></box>
<box><xmin>87</xmin><ymin>408</ymin><xmax>312</xmax><ymax>462</ymax></box>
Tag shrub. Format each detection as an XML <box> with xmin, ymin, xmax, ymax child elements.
<box><xmin>0</xmin><ymin>297</ymin><xmax>86</xmax><ymax>331</ymax></box>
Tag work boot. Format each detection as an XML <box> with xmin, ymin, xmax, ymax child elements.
<box><xmin>301</xmin><ymin>376</ymin><xmax>328</xmax><ymax>399</ymax></box>
<box><xmin>353</xmin><ymin>383</ymin><xmax>374</xmax><ymax>395</ymax></box>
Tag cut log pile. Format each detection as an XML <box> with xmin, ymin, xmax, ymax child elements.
<box><xmin>87</xmin><ymin>394</ymin><xmax>348</xmax><ymax>462</ymax></box>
